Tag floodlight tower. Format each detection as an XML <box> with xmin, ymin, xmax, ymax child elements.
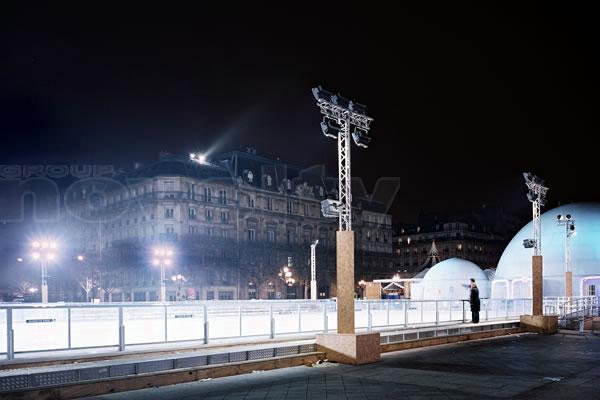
<box><xmin>523</xmin><ymin>172</ymin><xmax>549</xmax><ymax>256</ymax></box>
<box><xmin>312</xmin><ymin>86</ymin><xmax>373</xmax><ymax>336</ymax></box>
<box><xmin>556</xmin><ymin>214</ymin><xmax>576</xmax><ymax>297</ymax></box>
<box><xmin>523</xmin><ymin>172</ymin><xmax>548</xmax><ymax>316</ymax></box>
<box><xmin>310</xmin><ymin>240</ymin><xmax>319</xmax><ymax>301</ymax></box>
<box><xmin>313</xmin><ymin>86</ymin><xmax>373</xmax><ymax>232</ymax></box>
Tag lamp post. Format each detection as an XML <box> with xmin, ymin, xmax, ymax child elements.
<box><xmin>278</xmin><ymin>257</ymin><xmax>296</xmax><ymax>298</ymax></box>
<box><xmin>358</xmin><ymin>280</ymin><xmax>367</xmax><ymax>299</ymax></box>
<box><xmin>152</xmin><ymin>247</ymin><xmax>173</xmax><ymax>302</ymax></box>
<box><xmin>310</xmin><ymin>240</ymin><xmax>319</xmax><ymax>300</ymax></box>
<box><xmin>171</xmin><ymin>274</ymin><xmax>186</xmax><ymax>301</ymax></box>
<box><xmin>556</xmin><ymin>214</ymin><xmax>576</xmax><ymax>298</ymax></box>
<box><xmin>30</xmin><ymin>240</ymin><xmax>58</xmax><ymax>303</ymax></box>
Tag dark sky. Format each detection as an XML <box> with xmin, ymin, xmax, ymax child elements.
<box><xmin>1</xmin><ymin>4</ymin><xmax>598</xmax><ymax>222</ymax></box>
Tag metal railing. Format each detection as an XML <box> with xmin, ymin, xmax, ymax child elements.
<box><xmin>543</xmin><ymin>296</ymin><xmax>599</xmax><ymax>317</ymax></box>
<box><xmin>543</xmin><ymin>296</ymin><xmax>599</xmax><ymax>331</ymax></box>
<box><xmin>0</xmin><ymin>298</ymin><xmax>531</xmax><ymax>360</ymax></box>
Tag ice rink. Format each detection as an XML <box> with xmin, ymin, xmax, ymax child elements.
<box><xmin>0</xmin><ymin>299</ymin><xmax>531</xmax><ymax>357</ymax></box>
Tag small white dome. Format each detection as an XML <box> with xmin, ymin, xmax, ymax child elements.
<box><xmin>413</xmin><ymin>258</ymin><xmax>489</xmax><ymax>300</ymax></box>
<box><xmin>423</xmin><ymin>258</ymin><xmax>488</xmax><ymax>282</ymax></box>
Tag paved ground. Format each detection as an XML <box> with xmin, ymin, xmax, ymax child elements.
<box><xmin>86</xmin><ymin>333</ymin><xmax>600</xmax><ymax>399</ymax></box>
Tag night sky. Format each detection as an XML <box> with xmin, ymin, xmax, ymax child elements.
<box><xmin>1</xmin><ymin>4</ymin><xmax>598</xmax><ymax>222</ymax></box>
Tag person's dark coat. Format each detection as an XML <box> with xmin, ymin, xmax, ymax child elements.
<box><xmin>470</xmin><ymin>286</ymin><xmax>480</xmax><ymax>312</ymax></box>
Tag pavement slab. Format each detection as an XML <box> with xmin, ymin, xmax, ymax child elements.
<box><xmin>84</xmin><ymin>333</ymin><xmax>600</xmax><ymax>400</ymax></box>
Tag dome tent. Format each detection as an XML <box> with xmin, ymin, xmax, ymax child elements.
<box><xmin>412</xmin><ymin>258</ymin><xmax>489</xmax><ymax>300</ymax></box>
<box><xmin>493</xmin><ymin>202</ymin><xmax>600</xmax><ymax>298</ymax></box>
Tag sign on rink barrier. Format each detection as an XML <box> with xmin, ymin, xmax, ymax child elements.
<box><xmin>0</xmin><ymin>298</ymin><xmax>533</xmax><ymax>360</ymax></box>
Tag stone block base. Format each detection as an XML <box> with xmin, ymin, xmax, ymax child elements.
<box><xmin>316</xmin><ymin>332</ymin><xmax>380</xmax><ymax>365</ymax></box>
<box><xmin>520</xmin><ymin>315</ymin><xmax>558</xmax><ymax>334</ymax></box>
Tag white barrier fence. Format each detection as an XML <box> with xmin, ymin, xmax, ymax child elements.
<box><xmin>0</xmin><ymin>298</ymin><xmax>532</xmax><ymax>360</ymax></box>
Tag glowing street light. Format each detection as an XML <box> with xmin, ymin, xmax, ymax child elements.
<box><xmin>190</xmin><ymin>153</ymin><xmax>207</xmax><ymax>164</ymax></box>
<box><xmin>171</xmin><ymin>274</ymin><xmax>187</xmax><ymax>301</ymax></box>
<box><xmin>30</xmin><ymin>238</ymin><xmax>59</xmax><ymax>303</ymax></box>
<box><xmin>152</xmin><ymin>246</ymin><xmax>174</xmax><ymax>302</ymax></box>
<box><xmin>358</xmin><ymin>280</ymin><xmax>367</xmax><ymax>299</ymax></box>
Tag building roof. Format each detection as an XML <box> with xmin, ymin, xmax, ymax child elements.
<box><xmin>124</xmin><ymin>154</ymin><xmax>232</xmax><ymax>181</ymax></box>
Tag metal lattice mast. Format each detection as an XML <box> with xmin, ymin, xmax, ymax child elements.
<box><xmin>523</xmin><ymin>172</ymin><xmax>548</xmax><ymax>256</ymax></box>
<box><xmin>557</xmin><ymin>214</ymin><xmax>575</xmax><ymax>296</ymax></box>
<box><xmin>338</xmin><ymin>120</ymin><xmax>352</xmax><ymax>230</ymax></box>
<box><xmin>533</xmin><ymin>198</ymin><xmax>542</xmax><ymax>256</ymax></box>
<box><xmin>313</xmin><ymin>86</ymin><xmax>373</xmax><ymax>231</ymax></box>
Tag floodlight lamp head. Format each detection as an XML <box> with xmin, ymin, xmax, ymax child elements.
<box><xmin>312</xmin><ymin>85</ymin><xmax>333</xmax><ymax>102</ymax></box>
<box><xmin>522</xmin><ymin>238</ymin><xmax>536</xmax><ymax>249</ymax></box>
<box><xmin>321</xmin><ymin>199</ymin><xmax>341</xmax><ymax>218</ymax></box>
<box><xmin>566</xmin><ymin>214</ymin><xmax>571</xmax><ymax>220</ymax></box>
<box><xmin>557</xmin><ymin>214</ymin><xmax>562</xmax><ymax>221</ymax></box>
<box><xmin>320</xmin><ymin>119</ymin><xmax>339</xmax><ymax>139</ymax></box>
<box><xmin>351</xmin><ymin>127</ymin><xmax>371</xmax><ymax>148</ymax></box>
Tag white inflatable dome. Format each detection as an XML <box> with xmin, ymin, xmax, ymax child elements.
<box><xmin>494</xmin><ymin>202</ymin><xmax>600</xmax><ymax>297</ymax></box>
<box><xmin>414</xmin><ymin>258</ymin><xmax>489</xmax><ymax>300</ymax></box>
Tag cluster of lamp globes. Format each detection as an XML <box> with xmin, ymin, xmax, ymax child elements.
<box><xmin>152</xmin><ymin>247</ymin><xmax>174</xmax><ymax>266</ymax></box>
<box><xmin>30</xmin><ymin>240</ymin><xmax>58</xmax><ymax>261</ymax></box>
<box><xmin>278</xmin><ymin>266</ymin><xmax>295</xmax><ymax>286</ymax></box>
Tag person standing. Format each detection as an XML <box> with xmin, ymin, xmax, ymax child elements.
<box><xmin>469</xmin><ymin>278</ymin><xmax>480</xmax><ymax>323</ymax></box>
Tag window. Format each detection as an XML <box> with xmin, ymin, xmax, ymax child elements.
<box><xmin>304</xmin><ymin>204</ymin><xmax>310</xmax><ymax>216</ymax></box>
<box><xmin>589</xmin><ymin>285</ymin><xmax>596</xmax><ymax>296</ymax></box>
<box><xmin>266</xmin><ymin>198</ymin><xmax>273</xmax><ymax>210</ymax></box>
<box><xmin>189</xmin><ymin>207</ymin><xmax>197</xmax><ymax>219</ymax></box>
<box><xmin>207</xmin><ymin>227</ymin><xmax>214</xmax><ymax>236</ymax></box>
<box><xmin>287</xmin><ymin>230</ymin><xmax>294</xmax><ymax>244</ymax></box>
<box><xmin>206</xmin><ymin>209</ymin><xmax>213</xmax><ymax>221</ymax></box>
<box><xmin>266</xmin><ymin>175</ymin><xmax>272</xmax><ymax>186</ymax></box>
<box><xmin>219</xmin><ymin>190</ymin><xmax>227</xmax><ymax>204</ymax></box>
<box><xmin>268</xmin><ymin>230</ymin><xmax>275</xmax><ymax>242</ymax></box>
<box><xmin>189</xmin><ymin>225</ymin><xmax>199</xmax><ymax>235</ymax></box>
<box><xmin>287</xmin><ymin>200</ymin><xmax>293</xmax><ymax>214</ymax></box>
<box><xmin>221</xmin><ymin>229</ymin><xmax>229</xmax><ymax>239</ymax></box>
<box><xmin>220</xmin><ymin>210</ymin><xmax>229</xmax><ymax>223</ymax></box>
<box><xmin>207</xmin><ymin>291</ymin><xmax>214</xmax><ymax>300</ymax></box>
<box><xmin>164</xmin><ymin>181</ymin><xmax>175</xmax><ymax>198</ymax></box>
<box><xmin>165</xmin><ymin>208</ymin><xmax>174</xmax><ymax>219</ymax></box>
<box><xmin>248</xmin><ymin>196</ymin><xmax>255</xmax><ymax>208</ymax></box>
<box><xmin>204</xmin><ymin>187</ymin><xmax>212</xmax><ymax>202</ymax></box>
<box><xmin>165</xmin><ymin>226</ymin><xmax>175</xmax><ymax>236</ymax></box>
<box><xmin>218</xmin><ymin>291</ymin><xmax>234</xmax><ymax>300</ymax></box>
<box><xmin>248</xmin><ymin>228</ymin><xmax>256</xmax><ymax>241</ymax></box>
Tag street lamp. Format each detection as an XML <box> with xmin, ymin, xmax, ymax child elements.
<box><xmin>171</xmin><ymin>274</ymin><xmax>187</xmax><ymax>301</ymax></box>
<box><xmin>310</xmin><ymin>240</ymin><xmax>319</xmax><ymax>301</ymax></box>
<box><xmin>358</xmin><ymin>280</ymin><xmax>367</xmax><ymax>299</ymax></box>
<box><xmin>278</xmin><ymin>257</ymin><xmax>296</xmax><ymax>288</ymax></box>
<box><xmin>557</xmin><ymin>214</ymin><xmax>576</xmax><ymax>298</ymax></box>
<box><xmin>189</xmin><ymin>153</ymin><xmax>207</xmax><ymax>164</ymax></box>
<box><xmin>30</xmin><ymin>239</ymin><xmax>58</xmax><ymax>303</ymax></box>
<box><xmin>152</xmin><ymin>246</ymin><xmax>174</xmax><ymax>302</ymax></box>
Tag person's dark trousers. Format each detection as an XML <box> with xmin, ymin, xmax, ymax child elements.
<box><xmin>471</xmin><ymin>312</ymin><xmax>479</xmax><ymax>323</ymax></box>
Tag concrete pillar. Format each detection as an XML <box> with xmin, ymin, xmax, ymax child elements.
<box><xmin>532</xmin><ymin>255</ymin><xmax>543</xmax><ymax>316</ymax></box>
<box><xmin>336</xmin><ymin>231</ymin><xmax>355</xmax><ymax>334</ymax></box>
<box><xmin>565</xmin><ymin>271</ymin><xmax>573</xmax><ymax>298</ymax></box>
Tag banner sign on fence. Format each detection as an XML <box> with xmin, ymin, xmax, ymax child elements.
<box><xmin>174</xmin><ymin>314</ymin><xmax>193</xmax><ymax>319</ymax></box>
<box><xmin>26</xmin><ymin>318</ymin><xmax>56</xmax><ymax>323</ymax></box>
